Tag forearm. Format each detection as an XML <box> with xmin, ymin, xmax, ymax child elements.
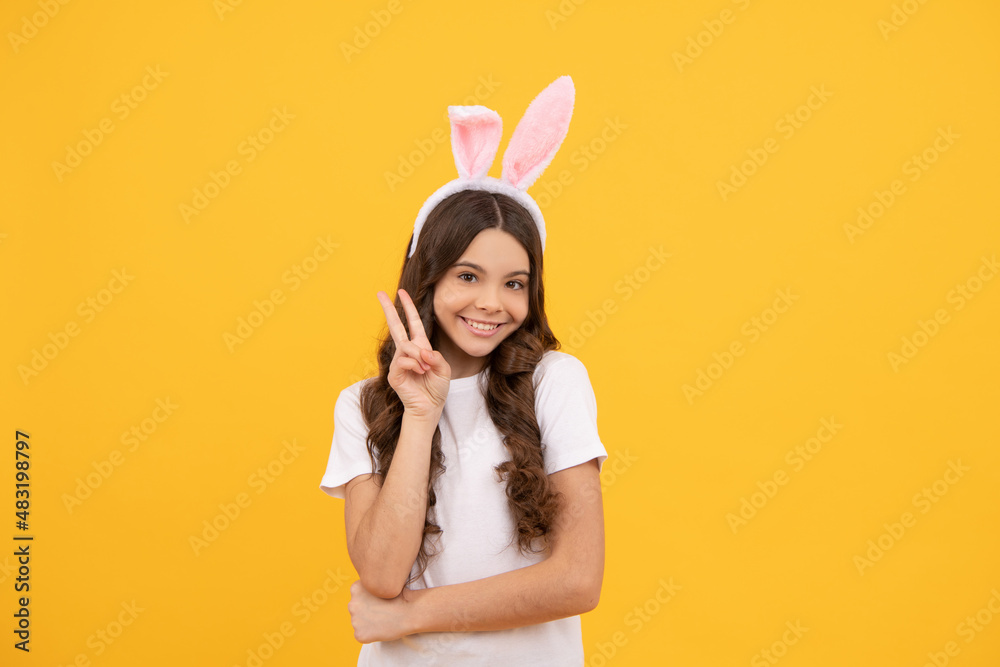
<box><xmin>347</xmin><ymin>462</ymin><xmax>605</xmax><ymax>644</ymax></box>
<box><xmin>402</xmin><ymin>554</ymin><xmax>596</xmax><ymax>634</ymax></box>
<box><xmin>352</xmin><ymin>413</ymin><xmax>439</xmax><ymax>595</ymax></box>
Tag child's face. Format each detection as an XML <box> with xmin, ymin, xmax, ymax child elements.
<box><xmin>432</xmin><ymin>228</ymin><xmax>531</xmax><ymax>378</ymax></box>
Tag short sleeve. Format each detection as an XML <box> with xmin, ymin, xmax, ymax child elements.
<box><xmin>319</xmin><ymin>383</ymin><xmax>375</xmax><ymax>499</ymax></box>
<box><xmin>535</xmin><ymin>353</ymin><xmax>608</xmax><ymax>475</ymax></box>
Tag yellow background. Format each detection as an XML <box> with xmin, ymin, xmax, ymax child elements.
<box><xmin>4</xmin><ymin>0</ymin><xmax>999</xmax><ymax>665</ymax></box>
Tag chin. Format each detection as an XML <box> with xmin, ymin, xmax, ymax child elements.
<box><xmin>459</xmin><ymin>341</ymin><xmax>502</xmax><ymax>357</ymax></box>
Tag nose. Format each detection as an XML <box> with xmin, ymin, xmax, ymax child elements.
<box><xmin>475</xmin><ymin>283</ymin><xmax>504</xmax><ymax>313</ymax></box>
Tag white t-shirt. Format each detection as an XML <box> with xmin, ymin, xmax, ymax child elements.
<box><xmin>319</xmin><ymin>350</ymin><xmax>608</xmax><ymax>666</ymax></box>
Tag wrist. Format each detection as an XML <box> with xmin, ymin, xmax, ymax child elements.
<box><xmin>400</xmin><ymin>586</ymin><xmax>429</xmax><ymax>635</ymax></box>
<box><xmin>402</xmin><ymin>410</ymin><xmax>441</xmax><ymax>429</ymax></box>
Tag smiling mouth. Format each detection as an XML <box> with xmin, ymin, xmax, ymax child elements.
<box><xmin>461</xmin><ymin>316</ymin><xmax>503</xmax><ymax>332</ymax></box>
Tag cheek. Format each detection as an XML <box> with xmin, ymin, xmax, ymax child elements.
<box><xmin>512</xmin><ymin>294</ymin><xmax>530</xmax><ymax>323</ymax></box>
<box><xmin>436</xmin><ymin>282</ymin><xmax>460</xmax><ymax>307</ymax></box>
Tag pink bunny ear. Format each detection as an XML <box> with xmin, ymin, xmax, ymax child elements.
<box><xmin>501</xmin><ymin>76</ymin><xmax>575</xmax><ymax>190</ymax></box>
<box><xmin>448</xmin><ymin>105</ymin><xmax>503</xmax><ymax>179</ymax></box>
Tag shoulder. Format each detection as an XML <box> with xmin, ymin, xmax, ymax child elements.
<box><xmin>339</xmin><ymin>376</ymin><xmax>368</xmax><ymax>400</ymax></box>
<box><xmin>334</xmin><ymin>376</ymin><xmax>374</xmax><ymax>416</ymax></box>
<box><xmin>531</xmin><ymin>350</ymin><xmax>607</xmax><ymax>473</ymax></box>
<box><xmin>533</xmin><ymin>350</ymin><xmax>594</xmax><ymax>388</ymax></box>
<box><xmin>533</xmin><ymin>350</ymin><xmax>590</xmax><ymax>394</ymax></box>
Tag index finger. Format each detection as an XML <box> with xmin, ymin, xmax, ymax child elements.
<box><xmin>376</xmin><ymin>290</ymin><xmax>409</xmax><ymax>346</ymax></box>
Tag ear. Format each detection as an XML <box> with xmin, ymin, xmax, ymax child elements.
<box><xmin>501</xmin><ymin>76</ymin><xmax>575</xmax><ymax>190</ymax></box>
<box><xmin>448</xmin><ymin>105</ymin><xmax>503</xmax><ymax>179</ymax></box>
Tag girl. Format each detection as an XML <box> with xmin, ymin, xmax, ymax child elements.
<box><xmin>320</xmin><ymin>76</ymin><xmax>607</xmax><ymax>665</ymax></box>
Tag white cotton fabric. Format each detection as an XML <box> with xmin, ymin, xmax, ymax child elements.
<box><xmin>320</xmin><ymin>350</ymin><xmax>607</xmax><ymax>666</ymax></box>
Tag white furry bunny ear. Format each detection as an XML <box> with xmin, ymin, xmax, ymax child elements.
<box><xmin>448</xmin><ymin>105</ymin><xmax>502</xmax><ymax>180</ymax></box>
<box><xmin>407</xmin><ymin>75</ymin><xmax>577</xmax><ymax>259</ymax></box>
<box><xmin>501</xmin><ymin>75</ymin><xmax>575</xmax><ymax>190</ymax></box>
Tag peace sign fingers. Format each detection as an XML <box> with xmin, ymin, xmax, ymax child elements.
<box><xmin>376</xmin><ymin>289</ymin><xmax>432</xmax><ymax>372</ymax></box>
<box><xmin>376</xmin><ymin>290</ymin><xmax>410</xmax><ymax>348</ymax></box>
<box><xmin>373</xmin><ymin>288</ymin><xmax>451</xmax><ymax>419</ymax></box>
<box><xmin>396</xmin><ymin>288</ymin><xmax>431</xmax><ymax>348</ymax></box>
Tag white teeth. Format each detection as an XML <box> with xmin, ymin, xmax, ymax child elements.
<box><xmin>464</xmin><ymin>318</ymin><xmax>498</xmax><ymax>331</ymax></box>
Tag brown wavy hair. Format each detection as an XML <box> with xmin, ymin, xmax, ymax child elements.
<box><xmin>358</xmin><ymin>189</ymin><xmax>562</xmax><ymax>587</ymax></box>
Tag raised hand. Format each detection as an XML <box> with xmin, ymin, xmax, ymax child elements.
<box><xmin>376</xmin><ymin>288</ymin><xmax>451</xmax><ymax>421</ymax></box>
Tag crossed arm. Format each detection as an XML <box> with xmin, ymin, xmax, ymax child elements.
<box><xmin>346</xmin><ymin>457</ymin><xmax>605</xmax><ymax>643</ymax></box>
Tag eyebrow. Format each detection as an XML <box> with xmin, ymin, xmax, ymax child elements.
<box><xmin>453</xmin><ymin>262</ymin><xmax>530</xmax><ymax>279</ymax></box>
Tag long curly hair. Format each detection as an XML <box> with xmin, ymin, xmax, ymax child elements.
<box><xmin>359</xmin><ymin>189</ymin><xmax>562</xmax><ymax>587</ymax></box>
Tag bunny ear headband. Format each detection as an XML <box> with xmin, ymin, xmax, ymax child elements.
<box><xmin>407</xmin><ymin>75</ymin><xmax>575</xmax><ymax>258</ymax></box>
